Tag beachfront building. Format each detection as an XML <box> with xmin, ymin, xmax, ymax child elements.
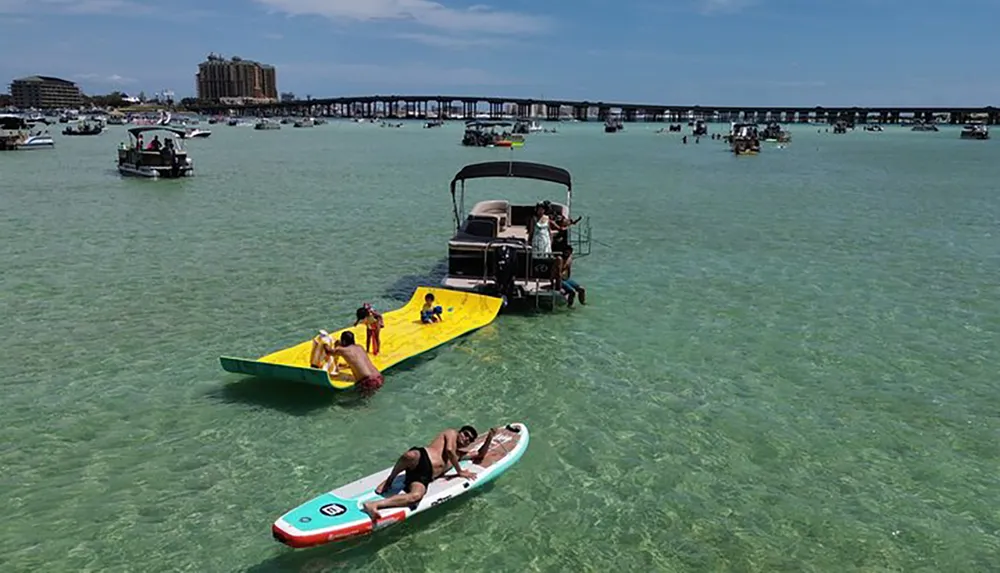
<box><xmin>196</xmin><ymin>53</ymin><xmax>277</xmax><ymax>104</ymax></box>
<box><xmin>9</xmin><ymin>76</ymin><xmax>84</xmax><ymax>109</ymax></box>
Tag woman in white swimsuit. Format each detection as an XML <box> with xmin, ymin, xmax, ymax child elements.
<box><xmin>528</xmin><ymin>202</ymin><xmax>558</xmax><ymax>257</ymax></box>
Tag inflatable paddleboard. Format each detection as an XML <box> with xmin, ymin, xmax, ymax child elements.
<box><xmin>272</xmin><ymin>423</ymin><xmax>529</xmax><ymax>548</ymax></box>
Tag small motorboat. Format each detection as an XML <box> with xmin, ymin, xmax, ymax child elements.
<box><xmin>254</xmin><ymin>119</ymin><xmax>281</xmax><ymax>130</ymax></box>
<box><xmin>182</xmin><ymin>128</ymin><xmax>212</xmax><ymax>139</ymax></box>
<box><xmin>63</xmin><ymin>121</ymin><xmax>104</xmax><ymax>136</ymax></box>
<box><xmin>960</xmin><ymin>124</ymin><xmax>989</xmax><ymax>140</ymax></box>
<box><xmin>18</xmin><ymin>132</ymin><xmax>55</xmax><ymax>149</ymax></box>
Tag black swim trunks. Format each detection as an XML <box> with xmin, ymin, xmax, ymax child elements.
<box><xmin>404</xmin><ymin>447</ymin><xmax>433</xmax><ymax>489</ymax></box>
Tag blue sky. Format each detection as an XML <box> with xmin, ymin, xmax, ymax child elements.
<box><xmin>0</xmin><ymin>0</ymin><xmax>997</xmax><ymax>106</ymax></box>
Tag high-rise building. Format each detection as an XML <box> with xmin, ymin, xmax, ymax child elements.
<box><xmin>9</xmin><ymin>76</ymin><xmax>83</xmax><ymax>108</ymax></box>
<box><xmin>195</xmin><ymin>54</ymin><xmax>278</xmax><ymax>103</ymax></box>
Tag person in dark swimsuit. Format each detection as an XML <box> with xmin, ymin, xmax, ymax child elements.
<box><xmin>362</xmin><ymin>425</ymin><xmax>497</xmax><ymax>521</ymax></box>
<box><xmin>403</xmin><ymin>447</ymin><xmax>434</xmax><ymax>489</ymax></box>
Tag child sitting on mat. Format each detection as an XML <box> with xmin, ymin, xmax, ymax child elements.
<box><xmin>354</xmin><ymin>303</ymin><xmax>384</xmax><ymax>356</ymax></box>
<box><xmin>420</xmin><ymin>293</ymin><xmax>444</xmax><ymax>324</ymax></box>
<box><xmin>310</xmin><ymin>330</ymin><xmax>340</xmax><ymax>375</ymax></box>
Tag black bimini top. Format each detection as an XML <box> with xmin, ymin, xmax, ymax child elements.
<box><xmin>450</xmin><ymin>161</ymin><xmax>572</xmax><ymax>195</ymax></box>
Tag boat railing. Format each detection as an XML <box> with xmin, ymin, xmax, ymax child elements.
<box><xmin>571</xmin><ymin>215</ymin><xmax>593</xmax><ymax>257</ymax></box>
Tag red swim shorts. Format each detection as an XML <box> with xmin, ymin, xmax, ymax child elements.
<box><xmin>356</xmin><ymin>374</ymin><xmax>384</xmax><ymax>397</ymax></box>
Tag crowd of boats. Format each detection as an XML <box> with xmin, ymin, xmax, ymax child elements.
<box><xmin>0</xmin><ymin>110</ymin><xmax>211</xmax><ymax>151</ymax></box>
<box><xmin>699</xmin><ymin>118</ymin><xmax>989</xmax><ymax>155</ymax></box>
<box><xmin>3</xmin><ymin>104</ymin><xmax>990</xmax><ymax>165</ymax></box>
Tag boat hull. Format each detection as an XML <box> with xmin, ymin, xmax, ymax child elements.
<box><xmin>117</xmin><ymin>164</ymin><xmax>194</xmax><ymax>178</ymax></box>
<box><xmin>17</xmin><ymin>137</ymin><xmax>54</xmax><ymax>149</ymax></box>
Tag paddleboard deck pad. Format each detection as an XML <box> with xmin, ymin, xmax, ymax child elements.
<box><xmin>272</xmin><ymin>423</ymin><xmax>529</xmax><ymax>548</ymax></box>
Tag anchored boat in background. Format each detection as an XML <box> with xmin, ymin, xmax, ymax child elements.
<box><xmin>117</xmin><ymin>126</ymin><xmax>194</xmax><ymax>178</ymax></box>
<box><xmin>960</xmin><ymin>123</ymin><xmax>989</xmax><ymax>140</ymax></box>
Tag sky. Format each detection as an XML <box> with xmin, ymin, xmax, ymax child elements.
<box><xmin>0</xmin><ymin>0</ymin><xmax>998</xmax><ymax>106</ymax></box>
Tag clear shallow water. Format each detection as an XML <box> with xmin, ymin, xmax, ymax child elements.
<box><xmin>1</xmin><ymin>122</ymin><xmax>998</xmax><ymax>572</ymax></box>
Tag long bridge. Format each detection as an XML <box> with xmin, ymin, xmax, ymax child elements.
<box><xmin>191</xmin><ymin>95</ymin><xmax>1000</xmax><ymax>125</ymax></box>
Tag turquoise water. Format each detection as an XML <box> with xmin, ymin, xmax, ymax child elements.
<box><xmin>1</xmin><ymin>122</ymin><xmax>998</xmax><ymax>572</ymax></box>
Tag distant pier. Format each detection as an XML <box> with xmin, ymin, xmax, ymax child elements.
<box><xmin>192</xmin><ymin>95</ymin><xmax>999</xmax><ymax>125</ymax></box>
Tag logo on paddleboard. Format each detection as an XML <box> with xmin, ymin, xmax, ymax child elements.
<box><xmin>430</xmin><ymin>495</ymin><xmax>453</xmax><ymax>507</ymax></box>
<box><xmin>319</xmin><ymin>503</ymin><xmax>347</xmax><ymax>517</ymax></box>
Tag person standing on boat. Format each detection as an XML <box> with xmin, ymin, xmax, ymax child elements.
<box><xmin>551</xmin><ymin>212</ymin><xmax>582</xmax><ymax>255</ymax></box>
<box><xmin>528</xmin><ymin>202</ymin><xmax>558</xmax><ymax>257</ymax></box>
<box><xmin>329</xmin><ymin>331</ymin><xmax>384</xmax><ymax>397</ymax></box>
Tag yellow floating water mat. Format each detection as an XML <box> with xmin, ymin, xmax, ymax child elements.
<box><xmin>219</xmin><ymin>288</ymin><xmax>503</xmax><ymax>390</ymax></box>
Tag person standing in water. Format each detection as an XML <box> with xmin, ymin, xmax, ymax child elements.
<box><xmin>329</xmin><ymin>331</ymin><xmax>384</xmax><ymax>396</ymax></box>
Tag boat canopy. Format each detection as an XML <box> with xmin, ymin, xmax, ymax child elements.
<box><xmin>127</xmin><ymin>126</ymin><xmax>188</xmax><ymax>138</ymax></box>
<box><xmin>450</xmin><ymin>161</ymin><xmax>573</xmax><ymax>229</ymax></box>
<box><xmin>451</xmin><ymin>161</ymin><xmax>572</xmax><ymax>192</ymax></box>
<box><xmin>0</xmin><ymin>115</ymin><xmax>29</xmax><ymax>129</ymax></box>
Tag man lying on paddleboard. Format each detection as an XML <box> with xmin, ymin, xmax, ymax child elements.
<box><xmin>362</xmin><ymin>425</ymin><xmax>496</xmax><ymax>521</ymax></box>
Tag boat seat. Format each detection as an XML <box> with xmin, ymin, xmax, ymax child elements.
<box><xmin>463</xmin><ymin>217</ymin><xmax>498</xmax><ymax>238</ymax></box>
<box><xmin>469</xmin><ymin>200</ymin><xmax>510</xmax><ymax>231</ymax></box>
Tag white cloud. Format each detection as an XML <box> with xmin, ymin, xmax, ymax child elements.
<box><xmin>392</xmin><ymin>32</ymin><xmax>501</xmax><ymax>48</ymax></box>
<box><xmin>253</xmin><ymin>0</ymin><xmax>549</xmax><ymax>33</ymax></box>
<box><xmin>74</xmin><ymin>73</ymin><xmax>136</xmax><ymax>85</ymax></box>
<box><xmin>0</xmin><ymin>0</ymin><xmax>148</xmax><ymax>14</ymax></box>
<box><xmin>277</xmin><ymin>61</ymin><xmax>522</xmax><ymax>87</ymax></box>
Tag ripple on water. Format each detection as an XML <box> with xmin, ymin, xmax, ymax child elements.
<box><xmin>1</xmin><ymin>123</ymin><xmax>998</xmax><ymax>571</ymax></box>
